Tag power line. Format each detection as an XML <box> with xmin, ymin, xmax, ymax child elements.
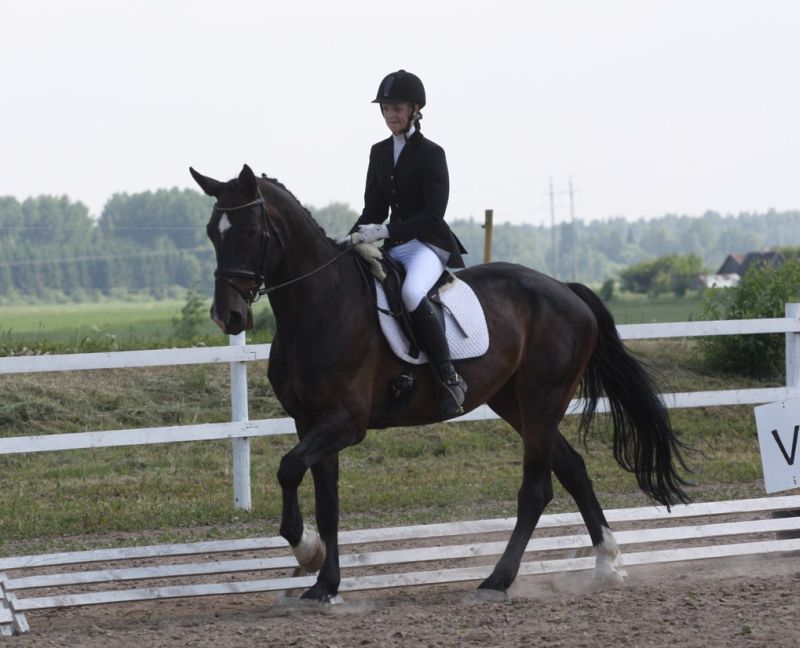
<box><xmin>0</xmin><ymin>247</ymin><xmax>213</xmax><ymax>269</ymax></box>
<box><xmin>0</xmin><ymin>225</ymin><xmax>205</xmax><ymax>231</ymax></box>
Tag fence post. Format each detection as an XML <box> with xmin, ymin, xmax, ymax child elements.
<box><xmin>785</xmin><ymin>304</ymin><xmax>800</xmax><ymax>392</ymax></box>
<box><xmin>229</xmin><ymin>332</ymin><xmax>252</xmax><ymax>510</ymax></box>
<box><xmin>482</xmin><ymin>209</ymin><xmax>493</xmax><ymax>264</ymax></box>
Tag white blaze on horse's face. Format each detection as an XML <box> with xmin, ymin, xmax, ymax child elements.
<box><xmin>218</xmin><ymin>213</ymin><xmax>232</xmax><ymax>240</ymax></box>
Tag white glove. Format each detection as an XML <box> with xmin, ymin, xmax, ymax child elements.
<box><xmin>356</xmin><ymin>224</ymin><xmax>389</xmax><ymax>244</ymax></box>
<box><xmin>353</xmin><ymin>242</ymin><xmax>387</xmax><ymax>280</ymax></box>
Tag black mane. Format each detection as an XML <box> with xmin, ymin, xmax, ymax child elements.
<box><xmin>258</xmin><ymin>174</ymin><xmax>332</xmax><ymax>241</ymax></box>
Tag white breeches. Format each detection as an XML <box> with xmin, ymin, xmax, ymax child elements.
<box><xmin>387</xmin><ymin>239</ymin><xmax>446</xmax><ymax>311</ymax></box>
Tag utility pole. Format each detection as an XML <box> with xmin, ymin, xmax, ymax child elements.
<box><xmin>549</xmin><ymin>178</ymin><xmax>558</xmax><ymax>279</ymax></box>
<box><xmin>545</xmin><ymin>178</ymin><xmax>581</xmax><ymax>281</ymax></box>
<box><xmin>569</xmin><ymin>177</ymin><xmax>577</xmax><ymax>282</ymax></box>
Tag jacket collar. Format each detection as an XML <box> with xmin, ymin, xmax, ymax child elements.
<box><xmin>386</xmin><ymin>128</ymin><xmax>422</xmax><ymax>168</ymax></box>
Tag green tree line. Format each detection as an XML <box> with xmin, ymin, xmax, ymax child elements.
<box><xmin>2</xmin><ymin>190</ymin><xmax>800</xmax><ymax>302</ymax></box>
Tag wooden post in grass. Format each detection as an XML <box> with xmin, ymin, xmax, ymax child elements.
<box><xmin>230</xmin><ymin>332</ymin><xmax>252</xmax><ymax>510</ymax></box>
<box><xmin>483</xmin><ymin>209</ymin><xmax>493</xmax><ymax>264</ymax></box>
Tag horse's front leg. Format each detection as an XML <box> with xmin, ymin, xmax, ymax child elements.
<box><xmin>276</xmin><ymin>438</ymin><xmax>310</xmax><ymax>551</ymax></box>
<box><xmin>301</xmin><ymin>454</ymin><xmax>342</xmax><ymax>601</ymax></box>
<box><xmin>276</xmin><ymin>413</ymin><xmax>361</xmax><ymax>602</ymax></box>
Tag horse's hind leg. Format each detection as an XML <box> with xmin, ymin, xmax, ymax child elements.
<box><xmin>552</xmin><ymin>434</ymin><xmax>626</xmax><ymax>584</ymax></box>
<box><xmin>478</xmin><ymin>387</ymin><xmax>557</xmax><ymax>600</ymax></box>
<box><xmin>476</xmin><ymin>449</ymin><xmax>554</xmax><ymax>600</ymax></box>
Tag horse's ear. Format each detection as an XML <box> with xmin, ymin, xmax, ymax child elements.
<box><xmin>238</xmin><ymin>164</ymin><xmax>258</xmax><ymax>198</ymax></box>
<box><xmin>189</xmin><ymin>167</ymin><xmax>224</xmax><ymax>198</ymax></box>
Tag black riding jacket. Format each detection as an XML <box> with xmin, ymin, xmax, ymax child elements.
<box><xmin>351</xmin><ymin>130</ymin><xmax>466</xmax><ymax>268</ymax></box>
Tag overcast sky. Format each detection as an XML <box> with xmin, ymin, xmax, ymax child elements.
<box><xmin>2</xmin><ymin>1</ymin><xmax>798</xmax><ymax>226</ymax></box>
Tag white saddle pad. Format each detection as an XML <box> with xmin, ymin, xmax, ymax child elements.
<box><xmin>375</xmin><ymin>276</ymin><xmax>489</xmax><ymax>365</ymax></box>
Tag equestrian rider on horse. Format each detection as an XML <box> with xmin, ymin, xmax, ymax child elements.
<box><xmin>347</xmin><ymin>69</ymin><xmax>469</xmax><ymax>419</ymax></box>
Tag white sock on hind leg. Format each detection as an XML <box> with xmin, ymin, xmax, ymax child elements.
<box><xmin>594</xmin><ymin>527</ymin><xmax>627</xmax><ymax>584</ymax></box>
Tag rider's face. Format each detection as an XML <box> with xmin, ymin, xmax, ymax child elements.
<box><xmin>381</xmin><ymin>102</ymin><xmax>416</xmax><ymax>135</ymax></box>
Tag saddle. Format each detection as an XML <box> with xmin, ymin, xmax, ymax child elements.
<box><xmin>358</xmin><ymin>247</ymin><xmax>489</xmax><ymax>365</ymax></box>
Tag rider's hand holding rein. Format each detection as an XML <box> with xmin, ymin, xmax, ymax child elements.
<box><xmin>355</xmin><ymin>224</ymin><xmax>389</xmax><ymax>244</ymax></box>
<box><xmin>339</xmin><ymin>223</ymin><xmax>389</xmax><ymax>246</ymax></box>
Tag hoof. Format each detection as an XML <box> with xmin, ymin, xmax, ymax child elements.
<box><xmin>467</xmin><ymin>588</ymin><xmax>508</xmax><ymax>604</ymax></box>
<box><xmin>594</xmin><ymin>527</ymin><xmax>627</xmax><ymax>587</ymax></box>
<box><xmin>277</xmin><ymin>593</ymin><xmax>344</xmax><ymax>608</ymax></box>
<box><xmin>271</xmin><ymin>593</ymin><xmax>345</xmax><ymax>616</ymax></box>
<box><xmin>593</xmin><ymin>565</ymin><xmax>626</xmax><ymax>588</ymax></box>
<box><xmin>291</xmin><ymin>527</ymin><xmax>326</xmax><ymax>572</ymax></box>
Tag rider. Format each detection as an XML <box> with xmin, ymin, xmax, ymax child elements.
<box><xmin>347</xmin><ymin>69</ymin><xmax>468</xmax><ymax>419</ymax></box>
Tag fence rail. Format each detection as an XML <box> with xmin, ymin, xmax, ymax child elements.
<box><xmin>1</xmin><ymin>305</ymin><xmax>799</xmax><ymax>509</ymax></box>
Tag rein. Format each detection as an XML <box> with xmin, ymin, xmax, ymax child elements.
<box><xmin>212</xmin><ymin>193</ymin><xmax>354</xmax><ymax>303</ymax></box>
<box><xmin>261</xmin><ymin>246</ymin><xmax>353</xmax><ymax>295</ymax></box>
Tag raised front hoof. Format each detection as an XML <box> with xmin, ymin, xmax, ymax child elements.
<box><xmin>291</xmin><ymin>527</ymin><xmax>327</xmax><ymax>572</ymax></box>
<box><xmin>468</xmin><ymin>587</ymin><xmax>508</xmax><ymax>604</ymax></box>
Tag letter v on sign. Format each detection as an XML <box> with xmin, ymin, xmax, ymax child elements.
<box><xmin>771</xmin><ymin>425</ymin><xmax>799</xmax><ymax>466</ymax></box>
<box><xmin>754</xmin><ymin>399</ymin><xmax>800</xmax><ymax>494</ymax></box>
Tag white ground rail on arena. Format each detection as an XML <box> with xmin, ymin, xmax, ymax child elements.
<box><xmin>0</xmin><ymin>495</ymin><xmax>798</xmax><ymax>635</ymax></box>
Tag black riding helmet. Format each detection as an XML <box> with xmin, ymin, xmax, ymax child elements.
<box><xmin>372</xmin><ymin>70</ymin><xmax>426</xmax><ymax>108</ymax></box>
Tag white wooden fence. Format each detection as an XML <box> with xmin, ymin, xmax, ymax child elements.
<box><xmin>0</xmin><ymin>305</ymin><xmax>799</xmax><ymax>635</ymax></box>
<box><xmin>1</xmin><ymin>304</ymin><xmax>799</xmax><ymax>510</ymax></box>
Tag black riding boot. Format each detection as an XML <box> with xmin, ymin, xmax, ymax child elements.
<box><xmin>410</xmin><ymin>297</ymin><xmax>468</xmax><ymax>419</ymax></box>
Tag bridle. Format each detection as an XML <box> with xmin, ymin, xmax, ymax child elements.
<box><xmin>212</xmin><ymin>191</ymin><xmax>353</xmax><ymax>304</ymax></box>
<box><xmin>212</xmin><ymin>194</ymin><xmax>274</xmax><ymax>304</ymax></box>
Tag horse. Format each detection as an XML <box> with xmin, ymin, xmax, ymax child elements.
<box><xmin>190</xmin><ymin>163</ymin><xmax>689</xmax><ymax>603</ymax></box>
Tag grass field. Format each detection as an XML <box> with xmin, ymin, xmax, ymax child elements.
<box><xmin>0</xmin><ymin>291</ymin><xmax>705</xmax><ymax>348</ymax></box>
<box><xmin>606</xmin><ymin>292</ymin><xmax>705</xmax><ymax>324</ymax></box>
<box><xmin>0</xmin><ymin>299</ymin><xmax>224</xmax><ymax>346</ymax></box>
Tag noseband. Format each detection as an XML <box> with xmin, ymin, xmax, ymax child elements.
<box><xmin>212</xmin><ymin>192</ymin><xmax>354</xmax><ymax>304</ymax></box>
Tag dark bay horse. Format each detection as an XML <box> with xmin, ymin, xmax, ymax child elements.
<box><xmin>190</xmin><ymin>164</ymin><xmax>689</xmax><ymax>602</ymax></box>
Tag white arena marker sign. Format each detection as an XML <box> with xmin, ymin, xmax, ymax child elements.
<box><xmin>754</xmin><ymin>399</ymin><xmax>800</xmax><ymax>493</ymax></box>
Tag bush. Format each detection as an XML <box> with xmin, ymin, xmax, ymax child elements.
<box><xmin>599</xmin><ymin>279</ymin><xmax>615</xmax><ymax>302</ymax></box>
<box><xmin>619</xmin><ymin>254</ymin><xmax>704</xmax><ymax>298</ymax></box>
<box><xmin>699</xmin><ymin>259</ymin><xmax>800</xmax><ymax>379</ymax></box>
<box><xmin>172</xmin><ymin>288</ymin><xmax>209</xmax><ymax>340</ymax></box>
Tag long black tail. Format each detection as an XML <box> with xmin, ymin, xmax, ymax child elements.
<box><xmin>568</xmin><ymin>282</ymin><xmax>690</xmax><ymax>508</ymax></box>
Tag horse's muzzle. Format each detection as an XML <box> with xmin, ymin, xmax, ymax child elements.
<box><xmin>210</xmin><ymin>295</ymin><xmax>253</xmax><ymax>335</ymax></box>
